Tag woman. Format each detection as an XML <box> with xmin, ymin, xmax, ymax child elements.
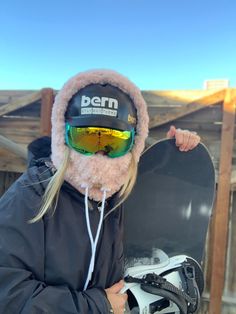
<box><xmin>0</xmin><ymin>69</ymin><xmax>200</xmax><ymax>314</ymax></box>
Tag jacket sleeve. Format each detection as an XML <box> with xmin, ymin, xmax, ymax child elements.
<box><xmin>0</xmin><ymin>171</ymin><xmax>110</xmax><ymax>314</ymax></box>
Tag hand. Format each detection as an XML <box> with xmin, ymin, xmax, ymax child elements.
<box><xmin>166</xmin><ymin>125</ymin><xmax>201</xmax><ymax>152</ymax></box>
<box><xmin>105</xmin><ymin>280</ymin><xmax>128</xmax><ymax>314</ymax></box>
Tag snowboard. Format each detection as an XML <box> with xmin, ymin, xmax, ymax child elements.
<box><xmin>123</xmin><ymin>138</ymin><xmax>215</xmax><ymax>270</ymax></box>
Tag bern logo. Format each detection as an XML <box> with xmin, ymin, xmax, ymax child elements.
<box><xmin>80</xmin><ymin>95</ymin><xmax>118</xmax><ymax>117</ymax></box>
<box><xmin>81</xmin><ymin>95</ymin><xmax>118</xmax><ymax>109</ymax></box>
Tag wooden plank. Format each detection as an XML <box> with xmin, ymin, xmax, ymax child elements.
<box><xmin>209</xmin><ymin>89</ymin><xmax>236</xmax><ymax>314</ymax></box>
<box><xmin>231</xmin><ymin>171</ymin><xmax>236</xmax><ymax>187</ymax></box>
<box><xmin>0</xmin><ymin>133</ymin><xmax>39</xmax><ymax>145</ymax></box>
<box><xmin>149</xmin><ymin>89</ymin><xmax>226</xmax><ymax>129</ymax></box>
<box><xmin>0</xmin><ymin>116</ymin><xmax>40</xmax><ymax>128</ymax></box>
<box><xmin>6</xmin><ymin>101</ymin><xmax>41</xmax><ymax>117</ymax></box>
<box><xmin>40</xmin><ymin>88</ymin><xmax>54</xmax><ymax>136</ymax></box>
<box><xmin>0</xmin><ymin>91</ymin><xmax>38</xmax><ymax>105</ymax></box>
<box><xmin>0</xmin><ymin>91</ymin><xmax>42</xmax><ymax>117</ymax></box>
<box><xmin>147</xmin><ymin>103</ymin><xmax>223</xmax><ymax>123</ymax></box>
<box><xmin>228</xmin><ymin>192</ymin><xmax>236</xmax><ymax>292</ymax></box>
<box><xmin>0</xmin><ymin>135</ymin><xmax>28</xmax><ymax>159</ymax></box>
<box><xmin>0</xmin><ymin>90</ymin><xmax>37</xmax><ymax>96</ymax></box>
<box><xmin>204</xmin><ymin>212</ymin><xmax>215</xmax><ymax>292</ymax></box>
<box><xmin>0</xmin><ymin>151</ymin><xmax>27</xmax><ymax>173</ymax></box>
<box><xmin>0</xmin><ymin>130</ymin><xmax>39</xmax><ymax>143</ymax></box>
<box><xmin>0</xmin><ymin>117</ymin><xmax>40</xmax><ymax>146</ymax></box>
<box><xmin>142</xmin><ymin>89</ymin><xmax>217</xmax><ymax>107</ymax></box>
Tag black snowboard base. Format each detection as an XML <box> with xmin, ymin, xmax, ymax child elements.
<box><xmin>124</xmin><ymin>139</ymin><xmax>215</xmax><ymax>268</ymax></box>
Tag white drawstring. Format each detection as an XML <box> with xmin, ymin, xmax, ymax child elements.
<box><xmin>83</xmin><ymin>186</ymin><xmax>107</xmax><ymax>291</ymax></box>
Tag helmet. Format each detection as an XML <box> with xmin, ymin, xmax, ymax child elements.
<box><xmin>65</xmin><ymin>83</ymin><xmax>137</xmax><ymax>131</ymax></box>
<box><xmin>123</xmin><ymin>251</ymin><xmax>204</xmax><ymax>314</ymax></box>
<box><xmin>51</xmin><ymin>69</ymin><xmax>149</xmax><ymax>166</ymax></box>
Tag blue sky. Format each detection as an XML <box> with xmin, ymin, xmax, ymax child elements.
<box><xmin>0</xmin><ymin>0</ymin><xmax>235</xmax><ymax>90</ymax></box>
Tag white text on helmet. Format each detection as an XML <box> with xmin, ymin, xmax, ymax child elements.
<box><xmin>81</xmin><ymin>95</ymin><xmax>118</xmax><ymax>109</ymax></box>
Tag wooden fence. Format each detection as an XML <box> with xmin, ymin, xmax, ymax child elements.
<box><xmin>0</xmin><ymin>87</ymin><xmax>236</xmax><ymax>313</ymax></box>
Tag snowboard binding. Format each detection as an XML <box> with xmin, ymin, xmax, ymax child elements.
<box><xmin>123</xmin><ymin>250</ymin><xmax>204</xmax><ymax>314</ymax></box>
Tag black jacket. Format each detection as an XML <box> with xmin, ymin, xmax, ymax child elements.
<box><xmin>0</xmin><ymin>163</ymin><xmax>124</xmax><ymax>313</ymax></box>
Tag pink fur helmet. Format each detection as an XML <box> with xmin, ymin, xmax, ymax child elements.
<box><xmin>51</xmin><ymin>69</ymin><xmax>149</xmax><ymax>201</ymax></box>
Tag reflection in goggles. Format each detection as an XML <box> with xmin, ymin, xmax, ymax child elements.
<box><xmin>65</xmin><ymin>124</ymin><xmax>135</xmax><ymax>158</ymax></box>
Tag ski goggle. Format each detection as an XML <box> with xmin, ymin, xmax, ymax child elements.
<box><xmin>65</xmin><ymin>123</ymin><xmax>135</xmax><ymax>158</ymax></box>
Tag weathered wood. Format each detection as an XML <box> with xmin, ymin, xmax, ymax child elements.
<box><xmin>40</xmin><ymin>88</ymin><xmax>54</xmax><ymax>136</ymax></box>
<box><xmin>231</xmin><ymin>171</ymin><xmax>236</xmax><ymax>187</ymax></box>
<box><xmin>145</xmin><ymin>136</ymin><xmax>158</xmax><ymax>147</ymax></box>
<box><xmin>0</xmin><ymin>91</ymin><xmax>42</xmax><ymax>117</ymax></box>
<box><xmin>0</xmin><ymin>116</ymin><xmax>40</xmax><ymax>128</ymax></box>
<box><xmin>148</xmin><ymin>103</ymin><xmax>223</xmax><ymax>124</ymax></box>
<box><xmin>142</xmin><ymin>90</ymin><xmax>218</xmax><ymax>107</ymax></box>
<box><xmin>0</xmin><ymin>151</ymin><xmax>27</xmax><ymax>173</ymax></box>
<box><xmin>0</xmin><ymin>135</ymin><xmax>28</xmax><ymax>159</ymax></box>
<box><xmin>228</xmin><ymin>192</ymin><xmax>236</xmax><ymax>292</ymax></box>
<box><xmin>149</xmin><ymin>89</ymin><xmax>226</xmax><ymax>129</ymax></box>
<box><xmin>204</xmin><ymin>202</ymin><xmax>217</xmax><ymax>290</ymax></box>
<box><xmin>0</xmin><ymin>90</ymin><xmax>37</xmax><ymax>96</ymax></box>
<box><xmin>0</xmin><ymin>91</ymin><xmax>38</xmax><ymax>106</ymax></box>
<box><xmin>209</xmin><ymin>89</ymin><xmax>236</xmax><ymax>314</ymax></box>
<box><xmin>0</xmin><ymin>117</ymin><xmax>40</xmax><ymax>147</ymax></box>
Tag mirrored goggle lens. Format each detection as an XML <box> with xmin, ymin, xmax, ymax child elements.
<box><xmin>66</xmin><ymin>125</ymin><xmax>135</xmax><ymax>158</ymax></box>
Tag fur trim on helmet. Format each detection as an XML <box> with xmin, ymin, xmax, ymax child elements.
<box><xmin>51</xmin><ymin>69</ymin><xmax>149</xmax><ymax>200</ymax></box>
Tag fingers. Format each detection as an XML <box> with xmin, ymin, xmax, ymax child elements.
<box><xmin>107</xmin><ymin>295</ymin><xmax>128</xmax><ymax>314</ymax></box>
<box><xmin>188</xmin><ymin>134</ymin><xmax>201</xmax><ymax>150</ymax></box>
<box><xmin>106</xmin><ymin>291</ymin><xmax>127</xmax><ymax>314</ymax></box>
<box><xmin>105</xmin><ymin>280</ymin><xmax>124</xmax><ymax>294</ymax></box>
<box><xmin>175</xmin><ymin>129</ymin><xmax>191</xmax><ymax>151</ymax></box>
<box><xmin>175</xmin><ymin>129</ymin><xmax>201</xmax><ymax>151</ymax></box>
<box><xmin>166</xmin><ymin>125</ymin><xmax>176</xmax><ymax>139</ymax></box>
<box><xmin>166</xmin><ymin>126</ymin><xmax>200</xmax><ymax>151</ymax></box>
<box><xmin>105</xmin><ymin>280</ymin><xmax>127</xmax><ymax>313</ymax></box>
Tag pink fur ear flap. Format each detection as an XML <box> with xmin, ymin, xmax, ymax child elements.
<box><xmin>51</xmin><ymin>69</ymin><xmax>149</xmax><ymax>165</ymax></box>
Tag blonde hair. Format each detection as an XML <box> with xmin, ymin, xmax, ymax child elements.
<box><xmin>30</xmin><ymin>150</ymin><xmax>138</xmax><ymax>223</ymax></box>
<box><xmin>109</xmin><ymin>153</ymin><xmax>138</xmax><ymax>213</ymax></box>
<box><xmin>29</xmin><ymin>147</ymin><xmax>70</xmax><ymax>223</ymax></box>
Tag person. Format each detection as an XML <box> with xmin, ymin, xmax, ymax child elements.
<box><xmin>0</xmin><ymin>69</ymin><xmax>200</xmax><ymax>314</ymax></box>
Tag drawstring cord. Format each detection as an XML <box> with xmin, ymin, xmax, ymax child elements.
<box><xmin>83</xmin><ymin>186</ymin><xmax>107</xmax><ymax>291</ymax></box>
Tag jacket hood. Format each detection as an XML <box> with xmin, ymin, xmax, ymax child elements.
<box><xmin>51</xmin><ymin>69</ymin><xmax>149</xmax><ymax>201</ymax></box>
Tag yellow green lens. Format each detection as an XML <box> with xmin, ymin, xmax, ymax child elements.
<box><xmin>66</xmin><ymin>125</ymin><xmax>134</xmax><ymax>158</ymax></box>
